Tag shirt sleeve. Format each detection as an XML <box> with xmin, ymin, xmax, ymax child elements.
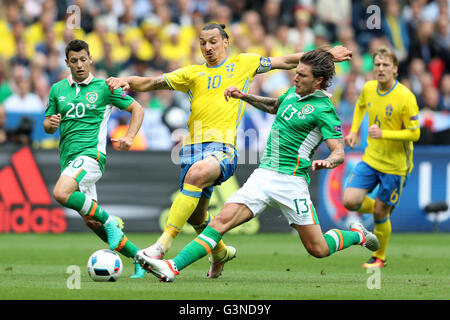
<box><xmin>162</xmin><ymin>66</ymin><xmax>192</xmax><ymax>93</ymax></box>
<box><xmin>350</xmin><ymin>85</ymin><xmax>368</xmax><ymax>134</ymax></box>
<box><xmin>105</xmin><ymin>85</ymin><xmax>135</xmax><ymax>110</ymax></box>
<box><xmin>318</xmin><ymin>106</ymin><xmax>343</xmax><ymax>140</ymax></box>
<box><xmin>402</xmin><ymin>92</ymin><xmax>420</xmax><ymax>130</ymax></box>
<box><xmin>238</xmin><ymin>53</ymin><xmax>272</xmax><ymax>75</ymax></box>
<box><xmin>45</xmin><ymin>85</ymin><xmax>58</xmax><ymax>116</ymax></box>
<box><xmin>381</xmin><ymin>91</ymin><xmax>421</xmax><ymax>141</ymax></box>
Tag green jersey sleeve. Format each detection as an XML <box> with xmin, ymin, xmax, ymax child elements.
<box><xmin>105</xmin><ymin>84</ymin><xmax>134</xmax><ymax>110</ymax></box>
<box><xmin>45</xmin><ymin>85</ymin><xmax>59</xmax><ymax>116</ymax></box>
<box><xmin>317</xmin><ymin>106</ymin><xmax>343</xmax><ymax>140</ymax></box>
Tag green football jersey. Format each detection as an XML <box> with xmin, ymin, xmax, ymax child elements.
<box><xmin>45</xmin><ymin>74</ymin><xmax>134</xmax><ymax>172</ymax></box>
<box><xmin>259</xmin><ymin>86</ymin><xmax>343</xmax><ymax>184</ymax></box>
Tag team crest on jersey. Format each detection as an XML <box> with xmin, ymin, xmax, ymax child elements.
<box><xmin>226</xmin><ymin>63</ymin><xmax>235</xmax><ymax>73</ymax></box>
<box><xmin>86</xmin><ymin>92</ymin><xmax>98</xmax><ymax>104</ymax></box>
<box><xmin>301</xmin><ymin>104</ymin><xmax>315</xmax><ymax>115</ymax></box>
<box><xmin>385</xmin><ymin>104</ymin><xmax>393</xmax><ymax>117</ymax></box>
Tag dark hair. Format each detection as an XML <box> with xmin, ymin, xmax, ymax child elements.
<box><xmin>299</xmin><ymin>49</ymin><xmax>335</xmax><ymax>89</ymax></box>
<box><xmin>202</xmin><ymin>23</ymin><xmax>229</xmax><ymax>39</ymax></box>
<box><xmin>65</xmin><ymin>39</ymin><xmax>90</xmax><ymax>58</ymax></box>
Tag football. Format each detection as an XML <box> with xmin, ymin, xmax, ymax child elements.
<box><xmin>87</xmin><ymin>249</ymin><xmax>123</xmax><ymax>282</ymax></box>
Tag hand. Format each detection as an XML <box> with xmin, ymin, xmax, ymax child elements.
<box><xmin>224</xmin><ymin>86</ymin><xmax>244</xmax><ymax>101</ymax></box>
<box><xmin>329</xmin><ymin>45</ymin><xmax>352</xmax><ymax>62</ymax></box>
<box><xmin>368</xmin><ymin>124</ymin><xmax>382</xmax><ymax>139</ymax></box>
<box><xmin>344</xmin><ymin>132</ymin><xmax>358</xmax><ymax>149</ymax></box>
<box><xmin>312</xmin><ymin>160</ymin><xmax>332</xmax><ymax>171</ymax></box>
<box><xmin>111</xmin><ymin>136</ymin><xmax>133</xmax><ymax>151</ymax></box>
<box><xmin>106</xmin><ymin>77</ymin><xmax>130</xmax><ymax>94</ymax></box>
<box><xmin>48</xmin><ymin>114</ymin><xmax>61</xmax><ymax>129</ymax></box>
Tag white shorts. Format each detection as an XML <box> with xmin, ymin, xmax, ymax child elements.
<box><xmin>226</xmin><ymin>168</ymin><xmax>319</xmax><ymax>226</ymax></box>
<box><xmin>61</xmin><ymin>156</ymin><xmax>102</xmax><ymax>201</ymax></box>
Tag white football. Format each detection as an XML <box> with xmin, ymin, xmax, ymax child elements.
<box><xmin>87</xmin><ymin>249</ymin><xmax>123</xmax><ymax>282</ymax></box>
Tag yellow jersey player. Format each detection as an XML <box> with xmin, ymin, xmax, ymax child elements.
<box><xmin>107</xmin><ymin>23</ymin><xmax>351</xmax><ymax>278</ymax></box>
<box><xmin>343</xmin><ymin>46</ymin><xmax>420</xmax><ymax>268</ymax></box>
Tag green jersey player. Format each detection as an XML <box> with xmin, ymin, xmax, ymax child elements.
<box><xmin>44</xmin><ymin>40</ymin><xmax>146</xmax><ymax>278</ymax></box>
<box><xmin>135</xmin><ymin>49</ymin><xmax>380</xmax><ymax>282</ymax></box>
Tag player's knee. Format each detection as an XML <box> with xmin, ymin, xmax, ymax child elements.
<box><xmin>342</xmin><ymin>193</ymin><xmax>360</xmax><ymax>211</ymax></box>
<box><xmin>52</xmin><ymin>187</ymin><xmax>71</xmax><ymax>206</ymax></box>
<box><xmin>305</xmin><ymin>243</ymin><xmax>329</xmax><ymax>258</ymax></box>
<box><xmin>184</xmin><ymin>165</ymin><xmax>208</xmax><ymax>187</ymax></box>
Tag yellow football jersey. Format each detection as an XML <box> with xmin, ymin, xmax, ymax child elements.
<box><xmin>163</xmin><ymin>53</ymin><xmax>271</xmax><ymax>146</ymax></box>
<box><xmin>351</xmin><ymin>80</ymin><xmax>420</xmax><ymax>176</ymax></box>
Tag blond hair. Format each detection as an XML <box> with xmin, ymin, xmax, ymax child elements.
<box><xmin>372</xmin><ymin>46</ymin><xmax>398</xmax><ymax>67</ymax></box>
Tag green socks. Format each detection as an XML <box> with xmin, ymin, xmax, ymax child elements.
<box><xmin>173</xmin><ymin>226</ymin><xmax>222</xmax><ymax>271</ymax></box>
<box><xmin>65</xmin><ymin>191</ymin><xmax>109</xmax><ymax>223</ymax></box>
<box><xmin>324</xmin><ymin>229</ymin><xmax>362</xmax><ymax>255</ymax></box>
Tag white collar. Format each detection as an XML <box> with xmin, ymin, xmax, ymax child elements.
<box><xmin>297</xmin><ymin>89</ymin><xmax>332</xmax><ymax>101</ymax></box>
<box><xmin>67</xmin><ymin>73</ymin><xmax>94</xmax><ymax>86</ymax></box>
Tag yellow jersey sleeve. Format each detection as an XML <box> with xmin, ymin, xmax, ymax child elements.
<box><xmin>238</xmin><ymin>53</ymin><xmax>272</xmax><ymax>74</ymax></box>
<box><xmin>350</xmin><ymin>84</ymin><xmax>368</xmax><ymax>134</ymax></box>
<box><xmin>403</xmin><ymin>92</ymin><xmax>420</xmax><ymax>130</ymax></box>
<box><xmin>163</xmin><ymin>66</ymin><xmax>194</xmax><ymax>93</ymax></box>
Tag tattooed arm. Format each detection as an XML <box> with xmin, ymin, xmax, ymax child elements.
<box><xmin>106</xmin><ymin>75</ymin><xmax>170</xmax><ymax>93</ymax></box>
<box><xmin>224</xmin><ymin>86</ymin><xmax>280</xmax><ymax>114</ymax></box>
<box><xmin>311</xmin><ymin>138</ymin><xmax>345</xmax><ymax>171</ymax></box>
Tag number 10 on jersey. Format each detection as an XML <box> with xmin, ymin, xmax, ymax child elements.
<box><xmin>208</xmin><ymin>75</ymin><xmax>221</xmax><ymax>89</ymax></box>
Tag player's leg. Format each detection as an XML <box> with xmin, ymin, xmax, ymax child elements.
<box><xmin>53</xmin><ymin>157</ymin><xmax>144</xmax><ymax>277</ymax></box>
<box><xmin>274</xmin><ymin>172</ymin><xmax>377</xmax><ymax>257</ymax></box>
<box><xmin>136</xmin><ymin>167</ymin><xmax>265</xmax><ymax>282</ymax></box>
<box><xmin>188</xmin><ymin>197</ymin><xmax>234</xmax><ymax>278</ymax></box>
<box><xmin>293</xmin><ymin>223</ymin><xmax>378</xmax><ymax>257</ymax></box>
<box><xmin>343</xmin><ymin>162</ymin><xmax>377</xmax><ymax>214</ymax></box>
<box><xmin>53</xmin><ymin>159</ymin><xmax>123</xmax><ymax>250</ymax></box>
<box><xmin>362</xmin><ymin>199</ymin><xmax>392</xmax><ymax>268</ymax></box>
<box><xmin>147</xmin><ymin>155</ymin><xmax>222</xmax><ymax>258</ymax></box>
<box><xmin>135</xmin><ymin>203</ymin><xmax>253</xmax><ymax>282</ymax></box>
<box><xmin>362</xmin><ymin>173</ymin><xmax>405</xmax><ymax>268</ymax></box>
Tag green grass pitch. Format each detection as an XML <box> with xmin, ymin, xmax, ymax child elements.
<box><xmin>0</xmin><ymin>232</ymin><xmax>449</xmax><ymax>300</ymax></box>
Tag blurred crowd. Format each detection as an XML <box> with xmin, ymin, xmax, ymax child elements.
<box><xmin>0</xmin><ymin>0</ymin><xmax>449</xmax><ymax>151</ymax></box>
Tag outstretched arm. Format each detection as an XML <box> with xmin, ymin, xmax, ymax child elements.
<box><xmin>311</xmin><ymin>138</ymin><xmax>345</xmax><ymax>171</ymax></box>
<box><xmin>270</xmin><ymin>45</ymin><xmax>353</xmax><ymax>70</ymax></box>
<box><xmin>106</xmin><ymin>76</ymin><xmax>170</xmax><ymax>93</ymax></box>
<box><xmin>224</xmin><ymin>86</ymin><xmax>280</xmax><ymax>114</ymax></box>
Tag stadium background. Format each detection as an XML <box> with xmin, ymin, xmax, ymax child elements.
<box><xmin>0</xmin><ymin>0</ymin><xmax>449</xmax><ymax>234</ymax></box>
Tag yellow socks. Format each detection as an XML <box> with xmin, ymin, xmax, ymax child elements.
<box><xmin>357</xmin><ymin>196</ymin><xmax>375</xmax><ymax>214</ymax></box>
<box><xmin>158</xmin><ymin>183</ymin><xmax>203</xmax><ymax>252</ymax></box>
<box><xmin>373</xmin><ymin>217</ymin><xmax>391</xmax><ymax>261</ymax></box>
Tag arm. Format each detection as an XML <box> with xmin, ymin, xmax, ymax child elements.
<box><xmin>368</xmin><ymin>125</ymin><xmax>420</xmax><ymax>142</ymax></box>
<box><xmin>43</xmin><ymin>114</ymin><xmax>61</xmax><ymax>134</ymax></box>
<box><xmin>224</xmin><ymin>86</ymin><xmax>280</xmax><ymax>114</ymax></box>
<box><xmin>270</xmin><ymin>45</ymin><xmax>353</xmax><ymax>70</ymax></box>
<box><xmin>311</xmin><ymin>138</ymin><xmax>345</xmax><ymax>171</ymax></box>
<box><xmin>106</xmin><ymin>75</ymin><xmax>170</xmax><ymax>93</ymax></box>
<box><xmin>344</xmin><ymin>102</ymin><xmax>367</xmax><ymax>149</ymax></box>
<box><xmin>111</xmin><ymin>100</ymin><xmax>145</xmax><ymax>151</ymax></box>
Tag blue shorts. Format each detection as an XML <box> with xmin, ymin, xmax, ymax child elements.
<box><xmin>346</xmin><ymin>161</ymin><xmax>407</xmax><ymax>207</ymax></box>
<box><xmin>180</xmin><ymin>142</ymin><xmax>238</xmax><ymax>199</ymax></box>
